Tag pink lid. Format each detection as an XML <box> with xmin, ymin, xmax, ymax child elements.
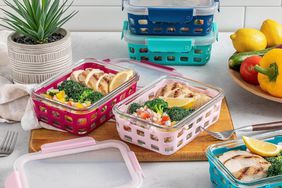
<box><xmin>5</xmin><ymin>137</ymin><xmax>143</xmax><ymax>188</ymax></box>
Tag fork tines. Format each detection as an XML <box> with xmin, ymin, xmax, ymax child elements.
<box><xmin>0</xmin><ymin>131</ymin><xmax>18</xmax><ymax>154</ymax></box>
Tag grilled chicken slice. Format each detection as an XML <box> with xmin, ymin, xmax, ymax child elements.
<box><xmin>219</xmin><ymin>150</ymin><xmax>271</xmax><ymax>181</ymax></box>
<box><xmin>84</xmin><ymin>69</ymin><xmax>104</xmax><ymax>90</ymax></box>
<box><xmin>77</xmin><ymin>68</ymin><xmax>93</xmax><ymax>84</ymax></box>
<box><xmin>156</xmin><ymin>82</ymin><xmax>194</xmax><ymax>98</ymax></box>
<box><xmin>70</xmin><ymin>70</ymin><xmax>84</xmax><ymax>82</ymax></box>
<box><xmin>96</xmin><ymin>74</ymin><xmax>114</xmax><ymax>95</ymax></box>
<box><xmin>193</xmin><ymin>94</ymin><xmax>211</xmax><ymax>109</ymax></box>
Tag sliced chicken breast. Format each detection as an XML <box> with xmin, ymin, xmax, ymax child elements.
<box><xmin>84</xmin><ymin>69</ymin><xmax>104</xmax><ymax>90</ymax></box>
<box><xmin>219</xmin><ymin>150</ymin><xmax>270</xmax><ymax>181</ymax></box>
<box><xmin>70</xmin><ymin>70</ymin><xmax>84</xmax><ymax>82</ymax></box>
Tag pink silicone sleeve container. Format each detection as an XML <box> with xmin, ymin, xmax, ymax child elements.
<box><xmin>113</xmin><ymin>75</ymin><xmax>224</xmax><ymax>155</ymax></box>
<box><xmin>32</xmin><ymin>58</ymin><xmax>139</xmax><ymax>136</ymax></box>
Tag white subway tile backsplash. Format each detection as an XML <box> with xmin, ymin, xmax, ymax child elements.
<box><xmin>64</xmin><ymin>6</ymin><xmax>125</xmax><ymax>31</ymax></box>
<box><xmin>0</xmin><ymin>0</ymin><xmax>281</xmax><ymax>32</ymax></box>
<box><xmin>214</xmin><ymin>7</ymin><xmax>245</xmax><ymax>32</ymax></box>
<box><xmin>221</xmin><ymin>0</ymin><xmax>281</xmax><ymax>6</ymax></box>
<box><xmin>245</xmin><ymin>7</ymin><xmax>282</xmax><ymax>29</ymax></box>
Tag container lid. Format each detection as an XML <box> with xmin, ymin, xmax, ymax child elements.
<box><xmin>103</xmin><ymin>58</ymin><xmax>180</xmax><ymax>89</ymax></box>
<box><xmin>122</xmin><ymin>21</ymin><xmax>218</xmax><ymax>52</ymax></box>
<box><xmin>123</xmin><ymin>0</ymin><xmax>219</xmax><ymax>16</ymax></box>
<box><xmin>5</xmin><ymin>137</ymin><xmax>143</xmax><ymax>188</ymax></box>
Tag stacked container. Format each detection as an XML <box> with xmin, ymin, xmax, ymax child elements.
<box><xmin>122</xmin><ymin>0</ymin><xmax>220</xmax><ymax>65</ymax></box>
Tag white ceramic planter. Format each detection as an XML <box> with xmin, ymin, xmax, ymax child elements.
<box><xmin>7</xmin><ymin>28</ymin><xmax>72</xmax><ymax>84</ymax></box>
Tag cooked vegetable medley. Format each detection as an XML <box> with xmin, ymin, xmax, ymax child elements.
<box><xmin>128</xmin><ymin>81</ymin><xmax>210</xmax><ymax>127</ymax></box>
<box><xmin>44</xmin><ymin>80</ymin><xmax>104</xmax><ymax>108</ymax></box>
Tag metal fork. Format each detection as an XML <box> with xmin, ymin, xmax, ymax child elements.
<box><xmin>0</xmin><ymin>131</ymin><xmax>18</xmax><ymax>157</ymax></box>
<box><xmin>201</xmin><ymin>120</ymin><xmax>282</xmax><ymax>140</ymax></box>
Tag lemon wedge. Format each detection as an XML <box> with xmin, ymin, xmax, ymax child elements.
<box><xmin>109</xmin><ymin>70</ymin><xmax>134</xmax><ymax>92</ymax></box>
<box><xmin>162</xmin><ymin>97</ymin><xmax>195</xmax><ymax>109</ymax></box>
<box><xmin>243</xmin><ymin>136</ymin><xmax>281</xmax><ymax>157</ymax></box>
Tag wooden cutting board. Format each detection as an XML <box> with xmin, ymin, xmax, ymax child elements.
<box><xmin>29</xmin><ymin>98</ymin><xmax>235</xmax><ymax>161</ymax></box>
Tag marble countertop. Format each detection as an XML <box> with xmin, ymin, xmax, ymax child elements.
<box><xmin>0</xmin><ymin>32</ymin><xmax>281</xmax><ymax>188</ymax></box>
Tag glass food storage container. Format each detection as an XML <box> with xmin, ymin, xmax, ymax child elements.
<box><xmin>5</xmin><ymin>137</ymin><xmax>144</xmax><ymax>188</ymax></box>
<box><xmin>207</xmin><ymin>131</ymin><xmax>282</xmax><ymax>188</ymax></box>
<box><xmin>122</xmin><ymin>21</ymin><xmax>218</xmax><ymax>65</ymax></box>
<box><xmin>122</xmin><ymin>0</ymin><xmax>220</xmax><ymax>36</ymax></box>
<box><xmin>32</xmin><ymin>58</ymin><xmax>178</xmax><ymax>136</ymax></box>
<box><xmin>113</xmin><ymin>75</ymin><xmax>224</xmax><ymax>155</ymax></box>
<box><xmin>32</xmin><ymin>58</ymin><xmax>140</xmax><ymax>136</ymax></box>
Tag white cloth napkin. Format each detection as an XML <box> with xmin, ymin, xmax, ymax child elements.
<box><xmin>0</xmin><ymin>76</ymin><xmax>63</xmax><ymax>131</ymax></box>
<box><xmin>0</xmin><ymin>30</ymin><xmax>62</xmax><ymax>131</ymax></box>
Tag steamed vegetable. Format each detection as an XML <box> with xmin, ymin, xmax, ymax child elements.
<box><xmin>166</xmin><ymin>107</ymin><xmax>194</xmax><ymax>122</ymax></box>
<box><xmin>267</xmin><ymin>155</ymin><xmax>282</xmax><ymax>177</ymax></box>
<box><xmin>144</xmin><ymin>98</ymin><xmax>168</xmax><ymax>115</ymax></box>
<box><xmin>128</xmin><ymin>103</ymin><xmax>143</xmax><ymax>114</ymax></box>
<box><xmin>58</xmin><ymin>80</ymin><xmax>85</xmax><ymax>102</ymax></box>
<box><xmin>58</xmin><ymin>80</ymin><xmax>104</xmax><ymax>104</ymax></box>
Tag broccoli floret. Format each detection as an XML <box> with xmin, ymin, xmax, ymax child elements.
<box><xmin>166</xmin><ymin>107</ymin><xmax>194</xmax><ymax>122</ymax></box>
<box><xmin>267</xmin><ymin>156</ymin><xmax>282</xmax><ymax>177</ymax></box>
<box><xmin>128</xmin><ymin>103</ymin><xmax>143</xmax><ymax>114</ymax></box>
<box><xmin>79</xmin><ymin>88</ymin><xmax>93</xmax><ymax>102</ymax></box>
<box><xmin>144</xmin><ymin>98</ymin><xmax>168</xmax><ymax>114</ymax></box>
<box><xmin>84</xmin><ymin>91</ymin><xmax>104</xmax><ymax>104</ymax></box>
<box><xmin>58</xmin><ymin>80</ymin><xmax>84</xmax><ymax>102</ymax></box>
<box><xmin>58</xmin><ymin>80</ymin><xmax>103</xmax><ymax>104</ymax></box>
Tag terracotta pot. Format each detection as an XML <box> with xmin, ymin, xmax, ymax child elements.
<box><xmin>7</xmin><ymin>28</ymin><xmax>72</xmax><ymax>84</ymax></box>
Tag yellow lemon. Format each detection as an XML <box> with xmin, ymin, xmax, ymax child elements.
<box><xmin>162</xmin><ymin>97</ymin><xmax>195</xmax><ymax>109</ymax></box>
<box><xmin>109</xmin><ymin>70</ymin><xmax>134</xmax><ymax>92</ymax></box>
<box><xmin>230</xmin><ymin>28</ymin><xmax>267</xmax><ymax>52</ymax></box>
<box><xmin>242</xmin><ymin>136</ymin><xmax>281</xmax><ymax>157</ymax></box>
<box><xmin>261</xmin><ymin>19</ymin><xmax>282</xmax><ymax>47</ymax></box>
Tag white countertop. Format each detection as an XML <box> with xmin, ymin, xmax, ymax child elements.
<box><xmin>0</xmin><ymin>32</ymin><xmax>281</xmax><ymax>188</ymax></box>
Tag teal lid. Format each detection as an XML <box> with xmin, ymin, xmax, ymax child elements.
<box><xmin>122</xmin><ymin>21</ymin><xmax>218</xmax><ymax>53</ymax></box>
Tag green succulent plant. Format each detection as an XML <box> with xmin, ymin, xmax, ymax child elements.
<box><xmin>0</xmin><ymin>0</ymin><xmax>78</xmax><ymax>44</ymax></box>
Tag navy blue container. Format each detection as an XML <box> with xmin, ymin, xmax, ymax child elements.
<box><xmin>123</xmin><ymin>0</ymin><xmax>220</xmax><ymax>36</ymax></box>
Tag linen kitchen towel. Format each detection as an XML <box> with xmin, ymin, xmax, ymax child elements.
<box><xmin>0</xmin><ymin>75</ymin><xmax>63</xmax><ymax>131</ymax></box>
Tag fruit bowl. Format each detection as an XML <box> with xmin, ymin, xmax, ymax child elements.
<box><xmin>228</xmin><ymin>67</ymin><xmax>282</xmax><ymax>103</ymax></box>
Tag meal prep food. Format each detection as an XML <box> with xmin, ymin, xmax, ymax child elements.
<box><xmin>207</xmin><ymin>131</ymin><xmax>282</xmax><ymax>187</ymax></box>
<box><xmin>113</xmin><ymin>75</ymin><xmax>223</xmax><ymax>155</ymax></box>
<box><xmin>122</xmin><ymin>0</ymin><xmax>219</xmax><ymax>36</ymax></box>
<box><xmin>32</xmin><ymin>59</ymin><xmax>139</xmax><ymax>135</ymax></box>
<box><xmin>42</xmin><ymin>68</ymin><xmax>134</xmax><ymax>109</ymax></box>
<box><xmin>128</xmin><ymin>82</ymin><xmax>211</xmax><ymax>127</ymax></box>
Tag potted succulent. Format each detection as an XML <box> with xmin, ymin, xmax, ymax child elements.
<box><xmin>0</xmin><ymin>0</ymin><xmax>78</xmax><ymax>84</ymax></box>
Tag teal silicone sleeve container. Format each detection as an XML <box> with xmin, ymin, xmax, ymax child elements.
<box><xmin>122</xmin><ymin>21</ymin><xmax>218</xmax><ymax>66</ymax></box>
<box><xmin>206</xmin><ymin>131</ymin><xmax>282</xmax><ymax>188</ymax></box>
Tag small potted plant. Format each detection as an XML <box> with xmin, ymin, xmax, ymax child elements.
<box><xmin>0</xmin><ymin>0</ymin><xmax>78</xmax><ymax>84</ymax></box>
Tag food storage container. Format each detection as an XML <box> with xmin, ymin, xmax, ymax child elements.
<box><xmin>32</xmin><ymin>58</ymin><xmax>177</xmax><ymax>136</ymax></box>
<box><xmin>122</xmin><ymin>0</ymin><xmax>220</xmax><ymax>36</ymax></box>
<box><xmin>207</xmin><ymin>131</ymin><xmax>282</xmax><ymax>188</ymax></box>
<box><xmin>32</xmin><ymin>58</ymin><xmax>140</xmax><ymax>136</ymax></box>
<box><xmin>122</xmin><ymin>21</ymin><xmax>218</xmax><ymax>65</ymax></box>
<box><xmin>5</xmin><ymin>137</ymin><xmax>144</xmax><ymax>188</ymax></box>
<box><xmin>113</xmin><ymin>75</ymin><xmax>224</xmax><ymax>155</ymax></box>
